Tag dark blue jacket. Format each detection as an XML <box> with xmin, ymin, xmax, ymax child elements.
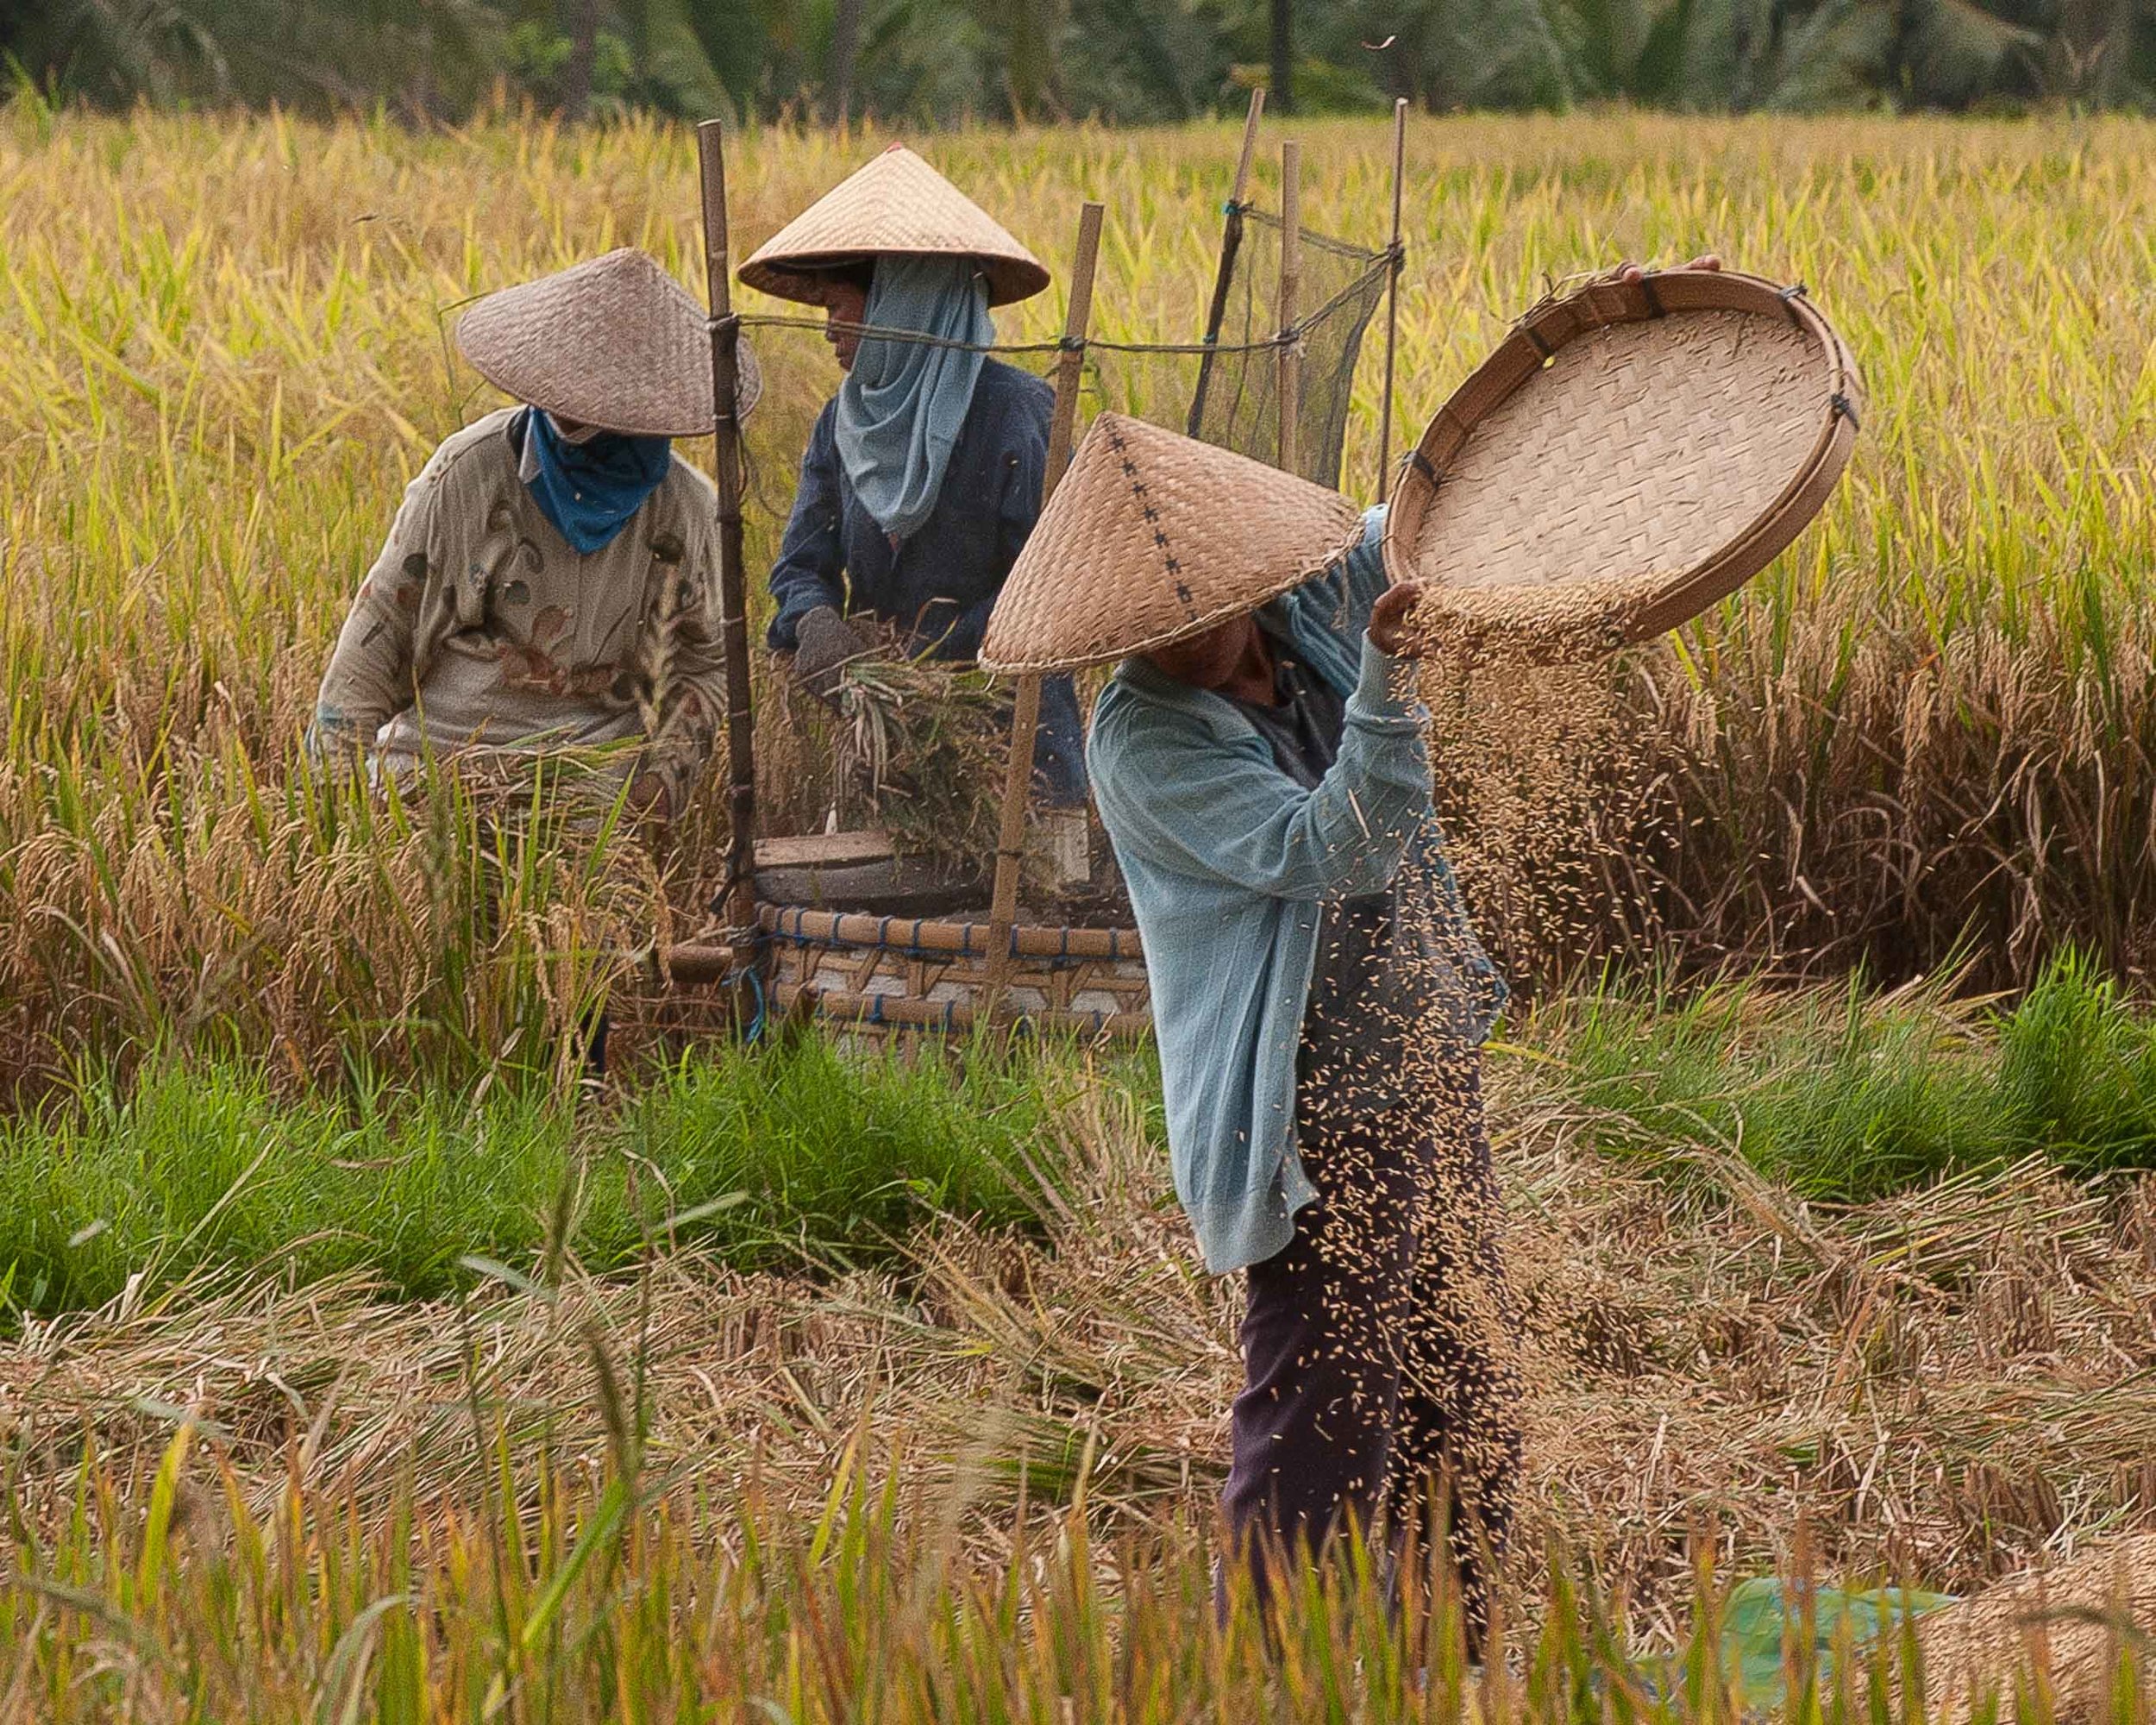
<box><xmin>766</xmin><ymin>359</ymin><xmax>1086</xmax><ymax>804</ymax></box>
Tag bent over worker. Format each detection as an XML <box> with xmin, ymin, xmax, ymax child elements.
<box><xmin>739</xmin><ymin>144</ymin><xmax>1086</xmax><ymax>806</ymax></box>
<box><xmin>981</xmin><ymin>413</ymin><xmax>1517</xmax><ymax>1644</ymax></box>
<box><xmin>309</xmin><ymin>248</ymin><xmax>761</xmax><ymax>819</ymax></box>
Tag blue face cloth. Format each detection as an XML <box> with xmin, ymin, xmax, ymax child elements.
<box><xmin>515</xmin><ymin>407</ymin><xmax>672</xmax><ymax>554</ymax></box>
<box><xmin>834</xmin><ymin>255</ymin><xmax>994</xmax><ymax>543</ymax></box>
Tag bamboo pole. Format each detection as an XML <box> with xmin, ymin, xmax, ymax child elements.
<box><xmin>1377</xmin><ymin>97</ymin><xmax>1408</xmax><ymax>501</ymax></box>
<box><xmin>694</xmin><ymin>120</ymin><xmax>759</xmax><ymax>938</ymax></box>
<box><xmin>982</xmin><ymin>199</ymin><xmax>1105</xmax><ymax>1012</ymax></box>
<box><xmin>1276</xmin><ymin>139</ymin><xmax>1302</xmax><ymax>476</ymax></box>
<box><xmin>1187</xmin><ymin>87</ymin><xmax>1265</xmax><ymax>436</ymax></box>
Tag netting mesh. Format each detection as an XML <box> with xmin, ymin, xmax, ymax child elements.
<box><xmin>1186</xmin><ymin>204</ymin><xmax>1390</xmax><ymax>489</ymax></box>
<box><xmin>735</xmin><ymin>202</ymin><xmax>1394</xmax><ymax>492</ymax></box>
<box><xmin>1064</xmin><ymin>204</ymin><xmax>1392</xmax><ymax>492</ymax></box>
<box><xmin>729</xmin><ymin>202</ymin><xmax>1395</xmax><ymax>852</ymax></box>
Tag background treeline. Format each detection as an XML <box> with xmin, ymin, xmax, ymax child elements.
<box><xmin>9</xmin><ymin>0</ymin><xmax>2156</xmax><ymax>122</ymax></box>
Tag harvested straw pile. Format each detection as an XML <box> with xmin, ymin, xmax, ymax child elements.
<box><xmin>3</xmin><ymin>1047</ymin><xmax>2153</xmax><ymax>1649</ymax></box>
<box><xmin>1908</xmin><ymin>1534</ymin><xmax>2156</xmax><ymax>1723</ymax></box>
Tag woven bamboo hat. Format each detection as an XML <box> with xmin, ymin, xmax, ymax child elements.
<box><xmin>981</xmin><ymin>413</ymin><xmax>1365</xmax><ymax>674</ymax></box>
<box><xmin>1385</xmin><ymin>267</ymin><xmax>1860</xmax><ymax>650</ymax></box>
<box><xmin>739</xmin><ymin>144</ymin><xmax>1050</xmax><ymax>308</ymax></box>
<box><xmin>455</xmin><ymin>248</ymin><xmax>761</xmax><ymax>438</ymax></box>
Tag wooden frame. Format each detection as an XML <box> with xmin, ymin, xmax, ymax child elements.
<box><xmin>695</xmin><ymin>120</ymin><xmax>759</xmax><ymax>937</ymax></box>
<box><xmin>980</xmin><ymin>200</ymin><xmax>1106</xmax><ymax>1013</ymax></box>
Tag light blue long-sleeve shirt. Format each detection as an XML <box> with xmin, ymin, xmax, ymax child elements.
<box><xmin>1087</xmin><ymin>508</ymin><xmax>1505</xmax><ymax>1275</ymax></box>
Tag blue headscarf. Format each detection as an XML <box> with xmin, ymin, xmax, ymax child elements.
<box><xmin>834</xmin><ymin>255</ymin><xmax>994</xmax><ymax>543</ymax></box>
<box><xmin>516</xmin><ymin>407</ymin><xmax>672</xmax><ymax>554</ymax></box>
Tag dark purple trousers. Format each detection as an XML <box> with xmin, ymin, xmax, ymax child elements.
<box><xmin>1221</xmin><ymin>1057</ymin><xmax>1522</xmax><ymax>1641</ymax></box>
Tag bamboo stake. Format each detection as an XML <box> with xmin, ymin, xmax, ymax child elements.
<box><xmin>694</xmin><ymin>120</ymin><xmax>758</xmax><ymax>938</ymax></box>
<box><xmin>982</xmin><ymin>200</ymin><xmax>1105</xmax><ymax>1013</ymax></box>
<box><xmin>1187</xmin><ymin>87</ymin><xmax>1265</xmax><ymax>436</ymax></box>
<box><xmin>1276</xmin><ymin>139</ymin><xmax>1302</xmax><ymax>476</ymax></box>
<box><xmin>1378</xmin><ymin>97</ymin><xmax>1408</xmax><ymax>502</ymax></box>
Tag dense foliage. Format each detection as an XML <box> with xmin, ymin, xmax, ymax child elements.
<box><xmin>9</xmin><ymin>0</ymin><xmax>2156</xmax><ymax>121</ymax></box>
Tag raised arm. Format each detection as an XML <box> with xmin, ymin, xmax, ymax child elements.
<box><xmin>1273</xmin><ymin>505</ymin><xmax>1392</xmax><ymax>656</ymax></box>
<box><xmin>1091</xmin><ymin>638</ymin><xmax>1431</xmax><ymax>904</ymax></box>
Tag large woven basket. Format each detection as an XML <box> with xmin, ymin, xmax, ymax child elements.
<box><xmin>1384</xmin><ymin>267</ymin><xmax>1861</xmax><ymax>646</ymax></box>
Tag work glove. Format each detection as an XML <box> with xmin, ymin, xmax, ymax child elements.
<box><xmin>792</xmin><ymin>605</ymin><xmax>875</xmax><ymax>704</ymax></box>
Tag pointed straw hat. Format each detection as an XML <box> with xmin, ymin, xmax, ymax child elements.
<box><xmin>455</xmin><ymin>248</ymin><xmax>762</xmax><ymax>439</ymax></box>
<box><xmin>739</xmin><ymin>144</ymin><xmax>1050</xmax><ymax>308</ymax></box>
<box><xmin>980</xmin><ymin>413</ymin><xmax>1366</xmax><ymax>674</ymax></box>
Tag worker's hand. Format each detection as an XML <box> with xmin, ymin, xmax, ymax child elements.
<box><xmin>1604</xmin><ymin>253</ymin><xmax>1722</xmax><ymax>283</ymax></box>
<box><xmin>791</xmin><ymin>605</ymin><xmax>869</xmax><ymax>704</ymax></box>
<box><xmin>626</xmin><ymin>769</ymin><xmax>672</xmax><ymax>822</ymax></box>
<box><xmin>1369</xmin><ymin>582</ymin><xmax>1424</xmax><ymax>659</ymax></box>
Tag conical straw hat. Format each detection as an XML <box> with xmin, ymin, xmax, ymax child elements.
<box><xmin>981</xmin><ymin>413</ymin><xmax>1366</xmax><ymax>674</ymax></box>
<box><xmin>740</xmin><ymin>144</ymin><xmax>1050</xmax><ymax>308</ymax></box>
<box><xmin>456</xmin><ymin>248</ymin><xmax>762</xmax><ymax>439</ymax></box>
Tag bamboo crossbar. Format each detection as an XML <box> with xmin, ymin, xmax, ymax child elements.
<box><xmin>664</xmin><ymin>917</ymin><xmax>1141</xmax><ymax>987</ymax></box>
<box><xmin>771</xmin><ymin>982</ymin><xmax>1153</xmax><ymax>1042</ymax></box>
<box><xmin>759</xmin><ymin>904</ymin><xmax>1143</xmax><ymax>961</ymax></box>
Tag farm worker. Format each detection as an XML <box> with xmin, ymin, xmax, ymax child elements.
<box><xmin>738</xmin><ymin>144</ymin><xmax>1087</xmax><ymax>808</ymax></box>
<box><xmin>306</xmin><ymin>248</ymin><xmax>761</xmax><ymax>819</ymax></box>
<box><xmin>981</xmin><ymin>413</ymin><xmax>1515</xmax><ymax>1642</ymax></box>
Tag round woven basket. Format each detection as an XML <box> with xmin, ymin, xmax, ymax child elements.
<box><xmin>1383</xmin><ymin>267</ymin><xmax>1861</xmax><ymax>646</ymax></box>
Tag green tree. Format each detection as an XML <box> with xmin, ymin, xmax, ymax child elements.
<box><xmin>5</xmin><ymin>0</ymin><xmax>2154</xmax><ymax>120</ymax></box>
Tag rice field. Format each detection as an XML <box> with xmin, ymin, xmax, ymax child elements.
<box><xmin>3</xmin><ymin>95</ymin><xmax>2156</xmax><ymax>1716</ymax></box>
<box><xmin>2</xmin><ymin>99</ymin><xmax>2154</xmax><ymax>1088</ymax></box>
<box><xmin>8</xmin><ymin>981</ymin><xmax>2156</xmax><ymax>1720</ymax></box>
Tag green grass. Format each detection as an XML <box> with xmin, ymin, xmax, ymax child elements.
<box><xmin>9</xmin><ymin>958</ymin><xmax>2156</xmax><ymax>1320</ymax></box>
<box><xmin>0</xmin><ymin>1033</ymin><xmax>1138</xmax><ymax>1317</ymax></box>
<box><xmin>1539</xmin><ymin>951</ymin><xmax>2156</xmax><ymax>1200</ymax></box>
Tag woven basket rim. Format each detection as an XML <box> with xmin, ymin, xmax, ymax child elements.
<box><xmin>1382</xmin><ymin>266</ymin><xmax>1861</xmax><ymax>644</ymax></box>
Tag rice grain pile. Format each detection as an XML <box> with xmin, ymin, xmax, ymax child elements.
<box><xmin>1908</xmin><ymin>1533</ymin><xmax>2156</xmax><ymax>1722</ymax></box>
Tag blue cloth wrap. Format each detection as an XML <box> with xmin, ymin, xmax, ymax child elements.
<box><xmin>517</xmin><ymin>407</ymin><xmax>671</xmax><ymax>554</ymax></box>
<box><xmin>835</xmin><ymin>256</ymin><xmax>994</xmax><ymax>543</ymax></box>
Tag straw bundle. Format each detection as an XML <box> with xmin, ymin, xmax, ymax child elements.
<box><xmin>831</xmin><ymin>639</ymin><xmax>1009</xmax><ymax>865</ymax></box>
<box><xmin>1909</xmin><ymin>1534</ymin><xmax>2156</xmax><ymax>1722</ymax></box>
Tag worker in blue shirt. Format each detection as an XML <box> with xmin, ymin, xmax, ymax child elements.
<box><xmin>740</xmin><ymin>145</ymin><xmax>1086</xmax><ymax>806</ymax></box>
<box><xmin>982</xmin><ymin>411</ymin><xmax>1514</xmax><ymax>1646</ymax></box>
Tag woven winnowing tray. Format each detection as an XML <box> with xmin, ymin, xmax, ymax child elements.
<box><xmin>1385</xmin><ymin>267</ymin><xmax>1861</xmax><ymax>646</ymax></box>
